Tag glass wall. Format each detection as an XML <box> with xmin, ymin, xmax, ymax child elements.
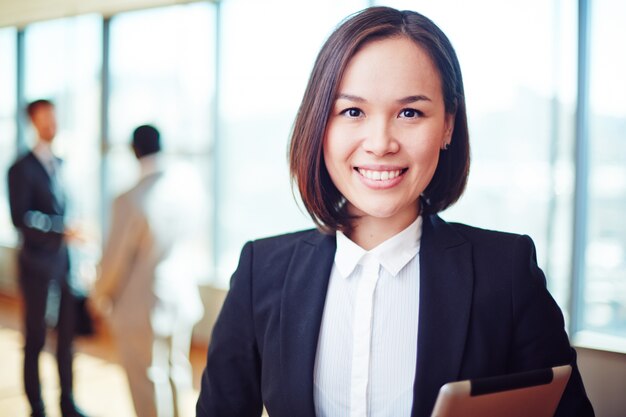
<box><xmin>215</xmin><ymin>0</ymin><xmax>368</xmax><ymax>284</ymax></box>
<box><xmin>0</xmin><ymin>28</ymin><xmax>17</xmax><ymax>245</ymax></box>
<box><xmin>376</xmin><ymin>0</ymin><xmax>577</xmax><ymax>308</ymax></box>
<box><xmin>108</xmin><ymin>2</ymin><xmax>216</xmax><ymax>280</ymax></box>
<box><xmin>582</xmin><ymin>0</ymin><xmax>626</xmax><ymax>340</ymax></box>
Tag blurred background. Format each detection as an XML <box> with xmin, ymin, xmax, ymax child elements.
<box><xmin>0</xmin><ymin>0</ymin><xmax>624</xmax><ymax>416</ymax></box>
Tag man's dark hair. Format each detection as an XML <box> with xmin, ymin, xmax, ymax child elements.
<box><xmin>132</xmin><ymin>125</ymin><xmax>161</xmax><ymax>158</ymax></box>
<box><xmin>26</xmin><ymin>99</ymin><xmax>54</xmax><ymax>118</ymax></box>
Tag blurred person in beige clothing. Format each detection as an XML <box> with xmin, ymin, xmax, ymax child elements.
<box><xmin>92</xmin><ymin>125</ymin><xmax>205</xmax><ymax>417</ymax></box>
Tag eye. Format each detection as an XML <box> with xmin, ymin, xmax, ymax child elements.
<box><xmin>340</xmin><ymin>108</ymin><xmax>364</xmax><ymax>118</ymax></box>
<box><xmin>398</xmin><ymin>108</ymin><xmax>423</xmax><ymax>119</ymax></box>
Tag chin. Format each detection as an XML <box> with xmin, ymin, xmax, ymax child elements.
<box><xmin>350</xmin><ymin>196</ymin><xmax>420</xmax><ymax>222</ymax></box>
<box><xmin>355</xmin><ymin>205</ymin><xmax>406</xmax><ymax>220</ymax></box>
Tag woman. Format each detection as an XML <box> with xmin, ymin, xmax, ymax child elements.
<box><xmin>196</xmin><ymin>7</ymin><xmax>594</xmax><ymax>417</ymax></box>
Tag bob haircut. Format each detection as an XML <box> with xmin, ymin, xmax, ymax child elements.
<box><xmin>289</xmin><ymin>6</ymin><xmax>470</xmax><ymax>233</ymax></box>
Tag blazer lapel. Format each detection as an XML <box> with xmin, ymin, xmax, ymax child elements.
<box><xmin>412</xmin><ymin>214</ymin><xmax>474</xmax><ymax>417</ymax></box>
<box><xmin>280</xmin><ymin>231</ymin><xmax>336</xmax><ymax>417</ymax></box>
<box><xmin>28</xmin><ymin>152</ymin><xmax>65</xmax><ymax>213</ymax></box>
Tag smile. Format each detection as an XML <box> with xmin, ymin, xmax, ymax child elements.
<box><xmin>356</xmin><ymin>168</ymin><xmax>406</xmax><ymax>181</ymax></box>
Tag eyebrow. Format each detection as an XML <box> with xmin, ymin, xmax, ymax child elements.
<box><xmin>336</xmin><ymin>93</ymin><xmax>432</xmax><ymax>104</ymax></box>
<box><xmin>397</xmin><ymin>94</ymin><xmax>432</xmax><ymax>104</ymax></box>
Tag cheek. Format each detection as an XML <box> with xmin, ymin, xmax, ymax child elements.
<box><xmin>322</xmin><ymin>135</ymin><xmax>340</xmax><ymax>184</ymax></box>
<box><xmin>323</xmin><ymin>126</ymin><xmax>352</xmax><ymax>169</ymax></box>
<box><xmin>406</xmin><ymin>141</ymin><xmax>442</xmax><ymax>178</ymax></box>
<box><xmin>423</xmin><ymin>148</ymin><xmax>442</xmax><ymax>173</ymax></box>
<box><xmin>323</xmin><ymin>134</ymin><xmax>356</xmax><ymax>196</ymax></box>
<box><xmin>322</xmin><ymin>135</ymin><xmax>333</xmax><ymax>170</ymax></box>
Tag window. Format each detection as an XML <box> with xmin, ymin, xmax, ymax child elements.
<box><xmin>0</xmin><ymin>28</ymin><xmax>17</xmax><ymax>245</ymax></box>
<box><xmin>579</xmin><ymin>0</ymin><xmax>626</xmax><ymax>343</ymax></box>
<box><xmin>108</xmin><ymin>2</ymin><xmax>216</xmax><ymax>281</ymax></box>
<box><xmin>375</xmin><ymin>0</ymin><xmax>576</xmax><ymax>310</ymax></box>
<box><xmin>215</xmin><ymin>0</ymin><xmax>368</xmax><ymax>286</ymax></box>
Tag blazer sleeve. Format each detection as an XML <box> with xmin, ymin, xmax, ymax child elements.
<box><xmin>510</xmin><ymin>235</ymin><xmax>594</xmax><ymax>417</ymax></box>
<box><xmin>8</xmin><ymin>161</ymin><xmax>65</xmax><ymax>244</ymax></box>
<box><xmin>196</xmin><ymin>241</ymin><xmax>263</xmax><ymax>417</ymax></box>
<box><xmin>94</xmin><ymin>196</ymin><xmax>142</xmax><ymax>303</ymax></box>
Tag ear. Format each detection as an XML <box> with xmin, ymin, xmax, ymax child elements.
<box><xmin>441</xmin><ymin>113</ymin><xmax>456</xmax><ymax>150</ymax></box>
<box><xmin>131</xmin><ymin>145</ymin><xmax>140</xmax><ymax>159</ymax></box>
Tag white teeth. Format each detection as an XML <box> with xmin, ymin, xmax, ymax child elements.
<box><xmin>358</xmin><ymin>169</ymin><xmax>402</xmax><ymax>181</ymax></box>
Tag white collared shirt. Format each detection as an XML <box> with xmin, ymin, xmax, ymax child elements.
<box><xmin>314</xmin><ymin>217</ymin><xmax>422</xmax><ymax>417</ymax></box>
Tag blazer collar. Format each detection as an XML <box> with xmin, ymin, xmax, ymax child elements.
<box><xmin>412</xmin><ymin>214</ymin><xmax>473</xmax><ymax>417</ymax></box>
<box><xmin>27</xmin><ymin>151</ymin><xmax>53</xmax><ymax>177</ymax></box>
<box><xmin>280</xmin><ymin>230</ymin><xmax>336</xmax><ymax>417</ymax></box>
<box><xmin>26</xmin><ymin>151</ymin><xmax>66</xmax><ymax>213</ymax></box>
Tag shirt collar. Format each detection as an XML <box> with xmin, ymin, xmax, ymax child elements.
<box><xmin>334</xmin><ymin>216</ymin><xmax>422</xmax><ymax>278</ymax></box>
<box><xmin>32</xmin><ymin>140</ymin><xmax>55</xmax><ymax>163</ymax></box>
<box><xmin>32</xmin><ymin>140</ymin><xmax>57</xmax><ymax>174</ymax></box>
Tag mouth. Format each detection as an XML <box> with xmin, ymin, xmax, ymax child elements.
<box><xmin>354</xmin><ymin>167</ymin><xmax>408</xmax><ymax>181</ymax></box>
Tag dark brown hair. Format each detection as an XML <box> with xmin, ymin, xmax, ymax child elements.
<box><xmin>289</xmin><ymin>6</ymin><xmax>470</xmax><ymax>233</ymax></box>
<box><xmin>26</xmin><ymin>99</ymin><xmax>54</xmax><ymax>119</ymax></box>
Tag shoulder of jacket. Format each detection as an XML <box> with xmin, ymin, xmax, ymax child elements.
<box><xmin>9</xmin><ymin>151</ymin><xmax>34</xmax><ymax>169</ymax></box>
<box><xmin>242</xmin><ymin>229</ymin><xmax>331</xmax><ymax>262</ymax></box>
<box><xmin>8</xmin><ymin>154</ymin><xmax>39</xmax><ymax>182</ymax></box>
<box><xmin>437</xmin><ymin>220</ymin><xmax>537</xmax><ymax>260</ymax></box>
<box><xmin>447</xmin><ymin>221</ymin><xmax>526</xmax><ymax>243</ymax></box>
<box><xmin>251</xmin><ymin>228</ymin><xmax>323</xmax><ymax>248</ymax></box>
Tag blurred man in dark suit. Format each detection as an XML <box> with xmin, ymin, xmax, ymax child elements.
<box><xmin>7</xmin><ymin>99</ymin><xmax>88</xmax><ymax>417</ymax></box>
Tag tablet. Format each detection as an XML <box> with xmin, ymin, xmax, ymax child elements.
<box><xmin>430</xmin><ymin>365</ymin><xmax>572</xmax><ymax>417</ymax></box>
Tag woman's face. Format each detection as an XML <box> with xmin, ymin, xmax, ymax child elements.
<box><xmin>323</xmin><ymin>36</ymin><xmax>454</xmax><ymax>231</ymax></box>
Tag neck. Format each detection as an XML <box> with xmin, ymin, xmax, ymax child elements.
<box><xmin>35</xmin><ymin>139</ymin><xmax>52</xmax><ymax>150</ymax></box>
<box><xmin>33</xmin><ymin>140</ymin><xmax>55</xmax><ymax>158</ymax></box>
<box><xmin>139</xmin><ymin>153</ymin><xmax>162</xmax><ymax>179</ymax></box>
<box><xmin>346</xmin><ymin>206</ymin><xmax>420</xmax><ymax>250</ymax></box>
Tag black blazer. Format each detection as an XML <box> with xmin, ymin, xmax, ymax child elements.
<box><xmin>8</xmin><ymin>151</ymin><xmax>68</xmax><ymax>284</ymax></box>
<box><xmin>197</xmin><ymin>214</ymin><xmax>594</xmax><ymax>417</ymax></box>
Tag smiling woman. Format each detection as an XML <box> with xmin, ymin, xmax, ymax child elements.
<box><xmin>323</xmin><ymin>36</ymin><xmax>455</xmax><ymax>249</ymax></box>
<box><xmin>289</xmin><ymin>12</ymin><xmax>469</xmax><ymax>238</ymax></box>
<box><xmin>195</xmin><ymin>6</ymin><xmax>594</xmax><ymax>417</ymax></box>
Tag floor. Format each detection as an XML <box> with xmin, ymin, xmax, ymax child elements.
<box><xmin>0</xmin><ymin>293</ymin><xmax>208</xmax><ymax>417</ymax></box>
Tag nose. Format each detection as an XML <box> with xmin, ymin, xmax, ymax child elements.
<box><xmin>362</xmin><ymin>118</ymin><xmax>399</xmax><ymax>156</ymax></box>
